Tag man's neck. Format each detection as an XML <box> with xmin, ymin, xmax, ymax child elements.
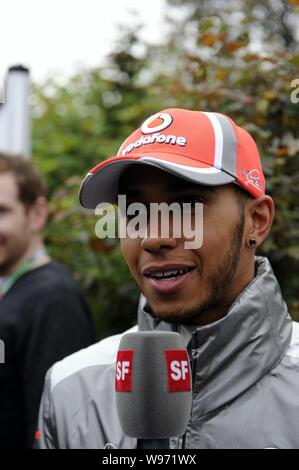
<box><xmin>2</xmin><ymin>240</ymin><xmax>47</xmax><ymax>277</ymax></box>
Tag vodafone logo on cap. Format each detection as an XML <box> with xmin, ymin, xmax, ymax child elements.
<box><xmin>165</xmin><ymin>350</ymin><xmax>191</xmax><ymax>393</ymax></box>
<box><xmin>141</xmin><ymin>112</ymin><xmax>173</xmax><ymax>134</ymax></box>
<box><xmin>120</xmin><ymin>111</ymin><xmax>187</xmax><ymax>156</ymax></box>
<box><xmin>115</xmin><ymin>350</ymin><xmax>134</xmax><ymax>392</ymax></box>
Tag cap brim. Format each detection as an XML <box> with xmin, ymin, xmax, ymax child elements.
<box><xmin>79</xmin><ymin>154</ymin><xmax>235</xmax><ymax>209</ymax></box>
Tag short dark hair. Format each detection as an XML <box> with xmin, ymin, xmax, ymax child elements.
<box><xmin>233</xmin><ymin>184</ymin><xmax>251</xmax><ymax>212</ymax></box>
<box><xmin>0</xmin><ymin>153</ymin><xmax>46</xmax><ymax>207</ymax></box>
<box><xmin>231</xmin><ymin>185</ymin><xmax>252</xmax><ymax>245</ymax></box>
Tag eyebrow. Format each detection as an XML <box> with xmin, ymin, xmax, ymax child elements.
<box><xmin>165</xmin><ymin>181</ymin><xmax>216</xmax><ymax>193</ymax></box>
<box><xmin>119</xmin><ymin>188</ymin><xmax>142</xmax><ymax>199</ymax></box>
<box><xmin>120</xmin><ymin>182</ymin><xmax>216</xmax><ymax>199</ymax></box>
<box><xmin>0</xmin><ymin>203</ymin><xmax>12</xmax><ymax>209</ymax></box>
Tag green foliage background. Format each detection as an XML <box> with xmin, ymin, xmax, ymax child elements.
<box><xmin>32</xmin><ymin>1</ymin><xmax>299</xmax><ymax>338</ymax></box>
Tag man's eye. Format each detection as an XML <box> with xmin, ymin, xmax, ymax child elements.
<box><xmin>125</xmin><ymin>206</ymin><xmax>147</xmax><ymax>221</ymax></box>
<box><xmin>126</xmin><ymin>213</ymin><xmax>136</xmax><ymax>221</ymax></box>
<box><xmin>176</xmin><ymin>197</ymin><xmax>205</xmax><ymax>208</ymax></box>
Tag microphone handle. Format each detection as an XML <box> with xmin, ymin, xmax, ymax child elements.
<box><xmin>137</xmin><ymin>439</ymin><xmax>170</xmax><ymax>449</ymax></box>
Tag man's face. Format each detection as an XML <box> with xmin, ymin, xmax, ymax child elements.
<box><xmin>0</xmin><ymin>173</ymin><xmax>33</xmax><ymax>275</ymax></box>
<box><xmin>119</xmin><ymin>165</ymin><xmax>250</xmax><ymax>325</ymax></box>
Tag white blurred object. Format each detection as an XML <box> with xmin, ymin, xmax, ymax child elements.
<box><xmin>0</xmin><ymin>65</ymin><xmax>31</xmax><ymax>158</ymax></box>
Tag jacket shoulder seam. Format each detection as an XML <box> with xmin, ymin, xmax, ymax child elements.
<box><xmin>49</xmin><ymin>325</ymin><xmax>138</xmax><ymax>392</ymax></box>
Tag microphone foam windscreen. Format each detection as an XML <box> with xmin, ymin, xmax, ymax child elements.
<box><xmin>115</xmin><ymin>331</ymin><xmax>192</xmax><ymax>439</ymax></box>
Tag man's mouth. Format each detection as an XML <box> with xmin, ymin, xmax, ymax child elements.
<box><xmin>142</xmin><ymin>265</ymin><xmax>195</xmax><ymax>294</ymax></box>
<box><xmin>143</xmin><ymin>266</ymin><xmax>194</xmax><ymax>280</ymax></box>
<box><xmin>142</xmin><ymin>264</ymin><xmax>195</xmax><ymax>292</ymax></box>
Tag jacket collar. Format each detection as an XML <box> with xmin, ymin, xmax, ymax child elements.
<box><xmin>138</xmin><ymin>256</ymin><xmax>292</xmax><ymax>417</ymax></box>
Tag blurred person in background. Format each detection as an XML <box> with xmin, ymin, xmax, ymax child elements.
<box><xmin>0</xmin><ymin>153</ymin><xmax>95</xmax><ymax>449</ymax></box>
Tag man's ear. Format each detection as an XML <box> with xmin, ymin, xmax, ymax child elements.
<box><xmin>28</xmin><ymin>196</ymin><xmax>49</xmax><ymax>232</ymax></box>
<box><xmin>245</xmin><ymin>195</ymin><xmax>275</xmax><ymax>248</ymax></box>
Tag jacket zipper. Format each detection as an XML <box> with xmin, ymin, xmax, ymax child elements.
<box><xmin>181</xmin><ymin>334</ymin><xmax>198</xmax><ymax>449</ymax></box>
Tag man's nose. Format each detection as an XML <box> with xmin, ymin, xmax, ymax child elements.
<box><xmin>141</xmin><ymin>235</ymin><xmax>177</xmax><ymax>254</ymax></box>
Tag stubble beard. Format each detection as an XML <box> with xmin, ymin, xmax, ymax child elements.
<box><xmin>147</xmin><ymin>213</ymin><xmax>245</xmax><ymax>325</ymax></box>
<box><xmin>0</xmin><ymin>243</ymin><xmax>28</xmax><ymax>276</ymax></box>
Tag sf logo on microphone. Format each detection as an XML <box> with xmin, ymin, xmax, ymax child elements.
<box><xmin>165</xmin><ymin>350</ymin><xmax>191</xmax><ymax>392</ymax></box>
<box><xmin>115</xmin><ymin>350</ymin><xmax>134</xmax><ymax>392</ymax></box>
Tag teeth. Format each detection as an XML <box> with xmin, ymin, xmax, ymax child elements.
<box><xmin>164</xmin><ymin>270</ymin><xmax>180</xmax><ymax>277</ymax></box>
<box><xmin>150</xmin><ymin>268</ymin><xmax>190</xmax><ymax>279</ymax></box>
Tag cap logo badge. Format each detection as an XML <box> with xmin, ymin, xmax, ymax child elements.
<box><xmin>141</xmin><ymin>113</ymin><xmax>173</xmax><ymax>134</ymax></box>
<box><xmin>245</xmin><ymin>169</ymin><xmax>262</xmax><ymax>190</ymax></box>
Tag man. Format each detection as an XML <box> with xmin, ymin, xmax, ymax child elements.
<box><xmin>38</xmin><ymin>108</ymin><xmax>299</xmax><ymax>449</ymax></box>
<box><xmin>0</xmin><ymin>154</ymin><xmax>95</xmax><ymax>449</ymax></box>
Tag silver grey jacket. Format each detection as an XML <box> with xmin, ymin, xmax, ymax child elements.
<box><xmin>37</xmin><ymin>257</ymin><xmax>299</xmax><ymax>449</ymax></box>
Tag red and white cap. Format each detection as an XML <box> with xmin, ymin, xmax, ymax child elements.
<box><xmin>79</xmin><ymin>108</ymin><xmax>265</xmax><ymax>208</ymax></box>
